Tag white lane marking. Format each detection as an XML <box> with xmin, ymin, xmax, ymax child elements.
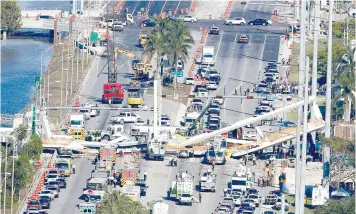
<box><xmin>161</xmin><ymin>0</ymin><xmax>168</xmax><ymax>14</ymax></box>
<box><xmin>175</xmin><ymin>0</ymin><xmax>182</xmax><ymax>12</ymax></box>
<box><xmin>132</xmin><ymin>0</ymin><xmax>141</xmax><ymax>14</ymax></box>
<box><xmin>257</xmin><ymin>35</ymin><xmax>267</xmax><ymax>82</ymax></box>
<box><xmin>215</xmin><ymin>31</ymin><xmax>224</xmax><ymax>61</ymax></box>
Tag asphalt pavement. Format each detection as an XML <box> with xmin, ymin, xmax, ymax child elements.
<box><xmin>64</xmin><ymin>1</ymin><xmax>293</xmax><ymax>213</ymax></box>
<box><xmin>47</xmin><ymin>157</ymin><xmax>94</xmax><ymax>214</ymax></box>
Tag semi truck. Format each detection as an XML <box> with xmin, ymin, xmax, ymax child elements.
<box><xmin>170</xmin><ymin>171</ymin><xmax>194</xmax><ymax>206</ymax></box>
<box><xmin>196</xmin><ymin>46</ymin><xmax>215</xmax><ymax>66</ymax></box>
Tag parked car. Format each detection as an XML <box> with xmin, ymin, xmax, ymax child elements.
<box><xmin>135</xmin><ymin>119</ymin><xmax>146</xmax><ymax>126</ymax></box>
<box><xmin>248</xmin><ymin>18</ymin><xmax>270</xmax><ymax>26</ymax></box>
<box><xmin>192</xmin><ymin>98</ymin><xmax>203</xmax><ymax>105</ymax></box>
<box><xmin>56</xmin><ymin>177</ymin><xmax>67</xmax><ymax>188</ymax></box>
<box><xmin>27</xmin><ymin>200</ymin><xmax>42</xmax><ymax>210</ymax></box>
<box><xmin>224</xmin><ymin>17</ymin><xmax>246</xmax><ymax>25</ymax></box>
<box><xmin>45</xmin><ymin>186</ymin><xmax>59</xmax><ymax>198</ymax></box>
<box><xmin>206</xmin><ymin>81</ymin><xmax>217</xmax><ymax>90</ymax></box>
<box><xmin>178</xmin><ymin>150</ymin><xmax>189</xmax><ymax>158</ymax></box>
<box><xmin>198</xmin><ymin>88</ymin><xmax>209</xmax><ymax>97</ymax></box>
<box><xmin>38</xmin><ymin>197</ymin><xmax>51</xmax><ymax>209</ymax></box>
<box><xmin>177</xmin><ymin>60</ymin><xmax>184</xmax><ymax>70</ymax></box>
<box><xmin>184</xmin><ymin>77</ymin><xmax>195</xmax><ymax>85</ymax></box>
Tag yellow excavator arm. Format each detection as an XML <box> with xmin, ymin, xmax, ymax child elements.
<box><xmin>114</xmin><ymin>47</ymin><xmax>138</xmax><ymax>60</ymax></box>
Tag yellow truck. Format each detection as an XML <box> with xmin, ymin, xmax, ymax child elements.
<box><xmin>55</xmin><ymin>159</ymin><xmax>73</xmax><ymax>177</ymax></box>
<box><xmin>127</xmin><ymin>81</ymin><xmax>144</xmax><ymax>108</ymax></box>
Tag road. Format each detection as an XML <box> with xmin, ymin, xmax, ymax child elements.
<box><xmin>47</xmin><ymin>157</ymin><xmax>94</xmax><ymax>214</ymax></box>
<box><xmin>49</xmin><ymin>1</ymin><xmax>291</xmax><ymax>213</ymax></box>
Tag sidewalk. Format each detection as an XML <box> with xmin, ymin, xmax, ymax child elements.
<box><xmin>43</xmin><ymin>37</ymin><xmax>94</xmax><ymax>128</ymax></box>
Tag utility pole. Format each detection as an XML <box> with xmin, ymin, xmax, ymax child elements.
<box><xmin>153</xmin><ymin>72</ymin><xmax>158</xmax><ymax>138</ymax></box>
<box><xmin>10</xmin><ymin>138</ymin><xmax>17</xmax><ymax>214</ymax></box>
<box><xmin>325</xmin><ymin>0</ymin><xmax>333</xmax><ymax>138</ymax></box>
<box><xmin>3</xmin><ymin>142</ymin><xmax>8</xmax><ymax>214</ymax></box>
<box><xmin>295</xmin><ymin>0</ymin><xmax>307</xmax><ymax>212</ymax></box>
<box><xmin>323</xmin><ymin>0</ymin><xmax>333</xmax><ymax>201</ymax></box>
<box><xmin>311</xmin><ymin>0</ymin><xmax>320</xmax><ymax>142</ymax></box>
<box><xmin>300</xmin><ymin>56</ymin><xmax>310</xmax><ymax>214</ymax></box>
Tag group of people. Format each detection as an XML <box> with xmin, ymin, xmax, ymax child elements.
<box><xmin>169</xmin><ymin>156</ymin><xmax>178</xmax><ymax>167</ymax></box>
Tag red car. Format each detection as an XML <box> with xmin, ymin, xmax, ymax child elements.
<box><xmin>27</xmin><ymin>200</ymin><xmax>41</xmax><ymax>210</ymax></box>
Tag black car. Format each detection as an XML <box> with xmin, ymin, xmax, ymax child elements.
<box><xmin>39</xmin><ymin>197</ymin><xmax>51</xmax><ymax>209</ymax></box>
<box><xmin>208</xmin><ymin>76</ymin><xmax>221</xmax><ymax>85</ymax></box>
<box><xmin>193</xmin><ymin>85</ymin><xmax>206</xmax><ymax>93</ymax></box>
<box><xmin>140</xmin><ymin>19</ymin><xmax>156</xmax><ymax>27</ymax></box>
<box><xmin>209</xmin><ymin>26</ymin><xmax>219</xmax><ymax>35</ymax></box>
<box><xmin>56</xmin><ymin>178</ymin><xmax>67</xmax><ymax>188</ymax></box>
<box><xmin>248</xmin><ymin>18</ymin><xmax>270</xmax><ymax>26</ymax></box>
<box><xmin>264</xmin><ymin>77</ymin><xmax>275</xmax><ymax>83</ymax></box>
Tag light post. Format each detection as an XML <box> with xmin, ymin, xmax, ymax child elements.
<box><xmin>10</xmin><ymin>139</ymin><xmax>17</xmax><ymax>214</ymax></box>
<box><xmin>3</xmin><ymin>142</ymin><xmax>8</xmax><ymax>214</ymax></box>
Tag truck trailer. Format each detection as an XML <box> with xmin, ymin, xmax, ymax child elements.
<box><xmin>170</xmin><ymin>171</ymin><xmax>194</xmax><ymax>206</ymax></box>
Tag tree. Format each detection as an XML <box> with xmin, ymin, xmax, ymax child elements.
<box><xmin>97</xmin><ymin>191</ymin><xmax>149</xmax><ymax>214</ymax></box>
<box><xmin>23</xmin><ymin>135</ymin><xmax>43</xmax><ymax>160</ymax></box>
<box><xmin>13</xmin><ymin>154</ymin><xmax>33</xmax><ymax>192</ymax></box>
<box><xmin>319</xmin><ymin>136</ymin><xmax>355</xmax><ymax>186</ymax></box>
<box><xmin>14</xmin><ymin>124</ymin><xmax>28</xmax><ymax>142</ymax></box>
<box><xmin>165</xmin><ymin>20</ymin><xmax>194</xmax><ymax>89</ymax></box>
<box><xmin>313</xmin><ymin>196</ymin><xmax>355</xmax><ymax>214</ymax></box>
<box><xmin>1</xmin><ymin>1</ymin><xmax>22</xmax><ymax>35</ymax></box>
<box><xmin>145</xmin><ymin>18</ymin><xmax>194</xmax><ymax>89</ymax></box>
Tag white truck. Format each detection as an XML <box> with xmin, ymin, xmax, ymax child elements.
<box><xmin>121</xmin><ymin>186</ymin><xmax>141</xmax><ymax>202</ymax></box>
<box><xmin>170</xmin><ymin>172</ymin><xmax>194</xmax><ymax>206</ymax></box>
<box><xmin>101</xmin><ymin>125</ymin><xmax>124</xmax><ymax>141</ymax></box>
<box><xmin>111</xmin><ymin>112</ymin><xmax>140</xmax><ymax>124</ymax></box>
<box><xmin>184</xmin><ymin>111</ymin><xmax>200</xmax><ymax>127</ymax></box>
<box><xmin>197</xmin><ymin>46</ymin><xmax>215</xmax><ymax>66</ymax></box>
<box><xmin>70</xmin><ymin>114</ymin><xmax>85</xmax><ymax>129</ymax></box>
<box><xmin>199</xmin><ymin>166</ymin><xmax>217</xmax><ymax>192</ymax></box>
<box><xmin>230</xmin><ymin>165</ymin><xmax>252</xmax><ymax>194</ymax></box>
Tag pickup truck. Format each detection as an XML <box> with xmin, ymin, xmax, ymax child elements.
<box><xmin>111</xmin><ymin>112</ymin><xmax>140</xmax><ymax>124</ymax></box>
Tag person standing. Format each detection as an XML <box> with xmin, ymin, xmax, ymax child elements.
<box><xmin>199</xmin><ymin>192</ymin><xmax>202</xmax><ymax>203</ymax></box>
<box><xmin>144</xmin><ymin>171</ymin><xmax>147</xmax><ymax>181</ymax></box>
<box><xmin>212</xmin><ymin>160</ymin><xmax>215</xmax><ymax>171</ymax></box>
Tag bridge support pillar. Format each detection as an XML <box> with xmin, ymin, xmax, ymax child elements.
<box><xmin>53</xmin><ymin>20</ymin><xmax>58</xmax><ymax>45</ymax></box>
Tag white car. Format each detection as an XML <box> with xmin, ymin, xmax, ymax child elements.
<box><xmin>224</xmin><ymin>17</ymin><xmax>246</xmax><ymax>25</ymax></box>
<box><xmin>46</xmin><ymin>174</ymin><xmax>59</xmax><ymax>183</ymax></box>
<box><xmin>184</xmin><ymin>77</ymin><xmax>195</xmax><ymax>85</ymax></box>
<box><xmin>206</xmin><ymin>70</ymin><xmax>220</xmax><ymax>78</ymax></box>
<box><xmin>178</xmin><ymin>15</ymin><xmax>197</xmax><ymax>22</ymax></box>
<box><xmin>206</xmin><ymin>81</ymin><xmax>217</xmax><ymax>90</ymax></box>
<box><xmin>247</xmin><ymin>194</ymin><xmax>260</xmax><ymax>207</ymax></box>
<box><xmin>198</xmin><ymin>88</ymin><xmax>209</xmax><ymax>97</ymax></box>
<box><xmin>177</xmin><ymin>60</ymin><xmax>184</xmax><ymax>69</ymax></box>
<box><xmin>212</xmin><ymin>97</ymin><xmax>224</xmax><ymax>105</ymax></box>
<box><xmin>39</xmin><ymin>190</ymin><xmax>55</xmax><ymax>201</ymax></box>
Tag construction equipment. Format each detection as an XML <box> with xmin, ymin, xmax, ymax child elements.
<box><xmin>138</xmin><ymin>33</ymin><xmax>149</xmax><ymax>48</ymax></box>
<box><xmin>133</xmin><ymin>63</ymin><xmax>152</xmax><ymax>81</ymax></box>
<box><xmin>114</xmin><ymin>47</ymin><xmax>138</xmax><ymax>60</ymax></box>
<box><xmin>120</xmin><ymin>167</ymin><xmax>139</xmax><ymax>186</ymax></box>
<box><xmin>127</xmin><ymin>81</ymin><xmax>144</xmax><ymax>108</ymax></box>
<box><xmin>102</xmin><ymin>83</ymin><xmax>124</xmax><ymax>104</ymax></box>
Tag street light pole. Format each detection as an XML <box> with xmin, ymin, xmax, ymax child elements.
<box><xmin>295</xmin><ymin>0</ymin><xmax>307</xmax><ymax>212</ymax></box>
<box><xmin>3</xmin><ymin>142</ymin><xmax>8</xmax><ymax>214</ymax></box>
<box><xmin>325</xmin><ymin>0</ymin><xmax>333</xmax><ymax>138</ymax></box>
<box><xmin>300</xmin><ymin>56</ymin><xmax>310</xmax><ymax>214</ymax></box>
<box><xmin>10</xmin><ymin>139</ymin><xmax>16</xmax><ymax>214</ymax></box>
<box><xmin>311</xmin><ymin>0</ymin><xmax>320</xmax><ymax>142</ymax></box>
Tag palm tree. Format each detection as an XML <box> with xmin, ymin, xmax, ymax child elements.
<box><xmin>166</xmin><ymin>20</ymin><xmax>194</xmax><ymax>89</ymax></box>
<box><xmin>97</xmin><ymin>191</ymin><xmax>149</xmax><ymax>214</ymax></box>
<box><xmin>144</xmin><ymin>30</ymin><xmax>166</xmax><ymax>77</ymax></box>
